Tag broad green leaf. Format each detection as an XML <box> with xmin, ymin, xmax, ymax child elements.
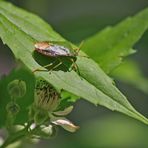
<box><xmin>111</xmin><ymin>60</ymin><xmax>148</xmax><ymax>94</ymax></box>
<box><xmin>0</xmin><ymin>68</ymin><xmax>35</xmax><ymax>127</ymax></box>
<box><xmin>81</xmin><ymin>8</ymin><xmax>148</xmax><ymax>73</ymax></box>
<box><xmin>0</xmin><ymin>1</ymin><xmax>148</xmax><ymax>124</ymax></box>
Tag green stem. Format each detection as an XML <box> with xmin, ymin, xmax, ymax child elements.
<box><xmin>1</xmin><ymin>128</ymin><xmax>28</xmax><ymax>148</ymax></box>
<box><xmin>1</xmin><ymin>122</ymin><xmax>41</xmax><ymax>148</ymax></box>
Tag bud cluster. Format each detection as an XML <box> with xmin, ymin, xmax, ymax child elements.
<box><xmin>30</xmin><ymin>78</ymin><xmax>79</xmax><ymax>135</ymax></box>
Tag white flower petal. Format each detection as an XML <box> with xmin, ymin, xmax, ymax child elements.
<box><xmin>52</xmin><ymin>118</ymin><xmax>79</xmax><ymax>132</ymax></box>
<box><xmin>53</xmin><ymin>106</ymin><xmax>73</xmax><ymax>116</ymax></box>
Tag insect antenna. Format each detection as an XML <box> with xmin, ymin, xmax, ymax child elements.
<box><xmin>73</xmin><ymin>41</ymin><xmax>84</xmax><ymax>54</ymax></box>
<box><xmin>73</xmin><ymin>41</ymin><xmax>89</xmax><ymax>58</ymax></box>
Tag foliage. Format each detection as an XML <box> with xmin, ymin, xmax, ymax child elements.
<box><xmin>112</xmin><ymin>60</ymin><xmax>148</xmax><ymax>94</ymax></box>
<box><xmin>81</xmin><ymin>8</ymin><xmax>148</xmax><ymax>73</ymax></box>
<box><xmin>0</xmin><ymin>67</ymin><xmax>35</xmax><ymax>127</ymax></box>
<box><xmin>0</xmin><ymin>1</ymin><xmax>148</xmax><ymax>147</ymax></box>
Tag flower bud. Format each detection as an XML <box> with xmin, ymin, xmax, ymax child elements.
<box><xmin>32</xmin><ymin>125</ymin><xmax>58</xmax><ymax>139</ymax></box>
<box><xmin>34</xmin><ymin>110</ymin><xmax>48</xmax><ymax>125</ymax></box>
<box><xmin>6</xmin><ymin>101</ymin><xmax>20</xmax><ymax>115</ymax></box>
<box><xmin>7</xmin><ymin>79</ymin><xmax>26</xmax><ymax>99</ymax></box>
<box><xmin>35</xmin><ymin>79</ymin><xmax>60</xmax><ymax>111</ymax></box>
<box><xmin>6</xmin><ymin>102</ymin><xmax>20</xmax><ymax>127</ymax></box>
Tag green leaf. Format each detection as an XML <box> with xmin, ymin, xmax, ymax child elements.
<box><xmin>0</xmin><ymin>67</ymin><xmax>35</xmax><ymax>127</ymax></box>
<box><xmin>0</xmin><ymin>1</ymin><xmax>148</xmax><ymax>124</ymax></box>
<box><xmin>111</xmin><ymin>60</ymin><xmax>148</xmax><ymax>94</ymax></box>
<box><xmin>81</xmin><ymin>8</ymin><xmax>148</xmax><ymax>73</ymax></box>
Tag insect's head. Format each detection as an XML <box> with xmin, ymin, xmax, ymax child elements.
<box><xmin>73</xmin><ymin>50</ymin><xmax>79</xmax><ymax>56</ymax></box>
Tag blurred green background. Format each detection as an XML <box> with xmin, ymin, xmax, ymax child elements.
<box><xmin>0</xmin><ymin>0</ymin><xmax>148</xmax><ymax>147</ymax></box>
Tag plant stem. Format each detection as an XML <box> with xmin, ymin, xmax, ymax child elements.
<box><xmin>1</xmin><ymin>127</ymin><xmax>28</xmax><ymax>148</ymax></box>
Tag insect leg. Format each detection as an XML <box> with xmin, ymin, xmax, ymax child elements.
<box><xmin>69</xmin><ymin>58</ymin><xmax>81</xmax><ymax>76</ymax></box>
<box><xmin>57</xmin><ymin>58</ymin><xmax>71</xmax><ymax>71</ymax></box>
<box><xmin>49</xmin><ymin>61</ymin><xmax>63</xmax><ymax>73</ymax></box>
<box><xmin>32</xmin><ymin>60</ymin><xmax>57</xmax><ymax>73</ymax></box>
<box><xmin>78</xmin><ymin>54</ymin><xmax>89</xmax><ymax>58</ymax></box>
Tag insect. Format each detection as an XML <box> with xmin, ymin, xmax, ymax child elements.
<box><xmin>34</xmin><ymin>42</ymin><xmax>78</xmax><ymax>57</ymax></box>
<box><xmin>33</xmin><ymin>41</ymin><xmax>83</xmax><ymax>73</ymax></box>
